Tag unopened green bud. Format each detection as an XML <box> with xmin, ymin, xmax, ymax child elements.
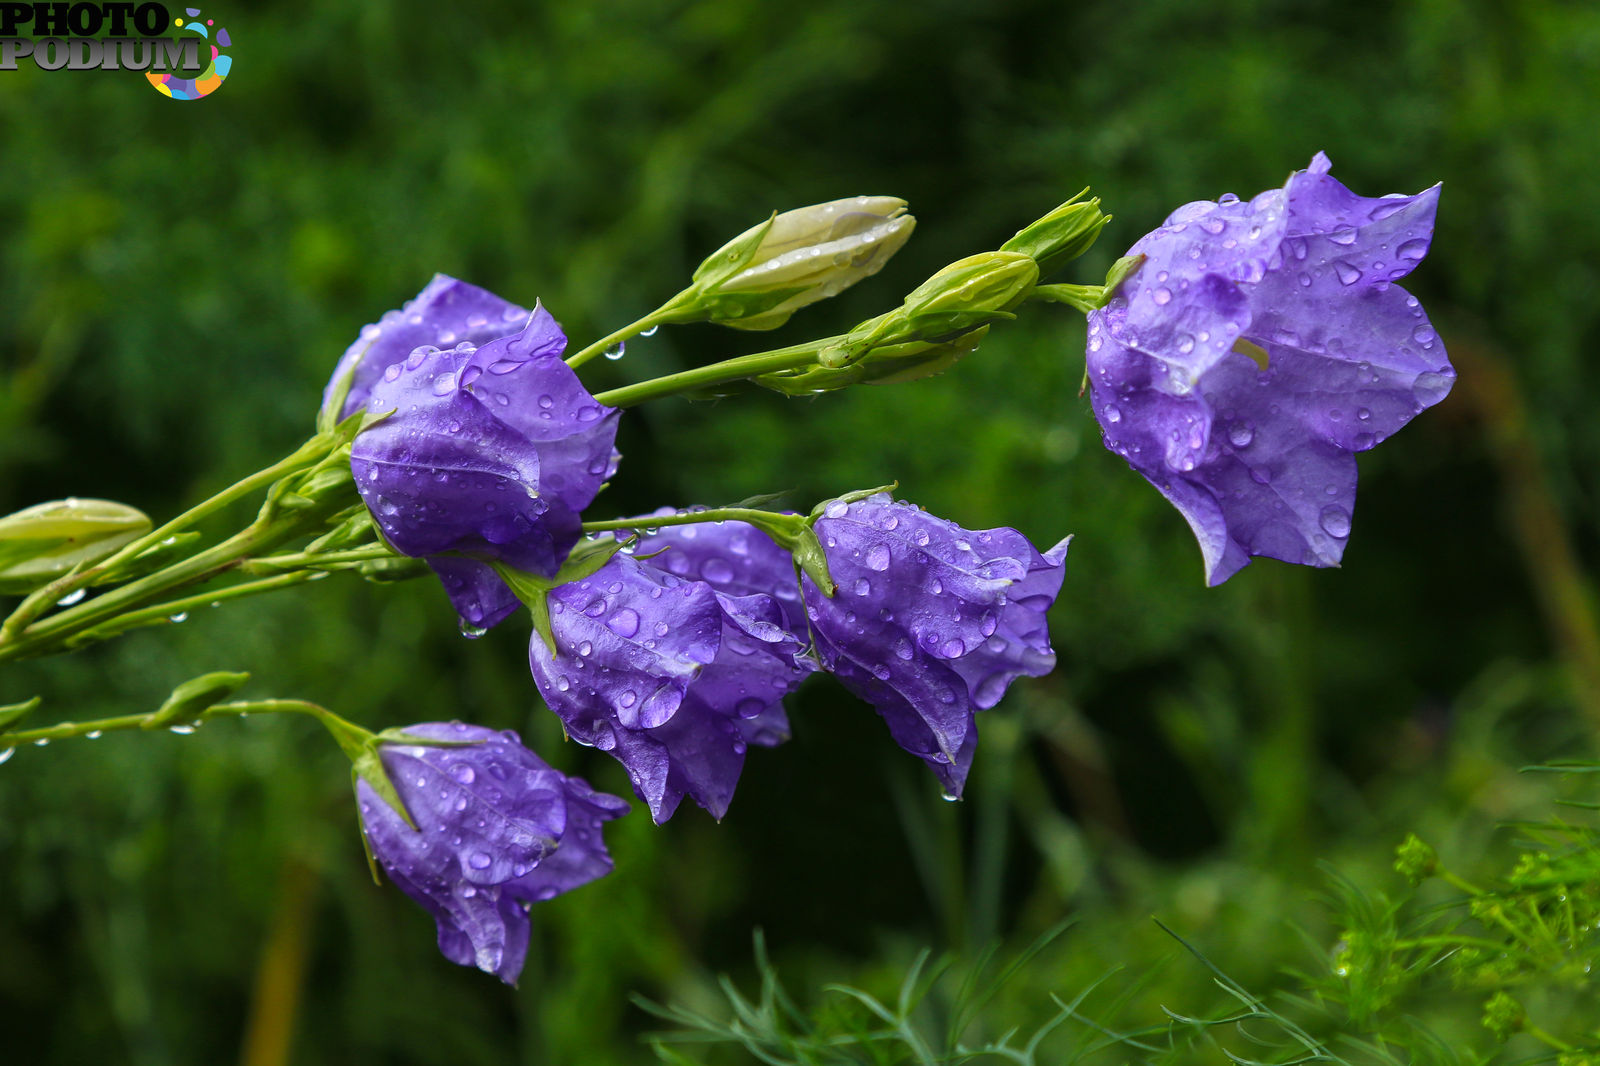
<box><xmin>817</xmin><ymin>252</ymin><xmax>1036</xmax><ymax>369</ymax></box>
<box><xmin>141</xmin><ymin>671</ymin><xmax>251</xmax><ymax>731</ymax></box>
<box><xmin>0</xmin><ymin>498</ymin><xmax>152</xmax><ymax>593</ymax></box>
<box><xmin>691</xmin><ymin>196</ymin><xmax>915</xmax><ymax>330</ymax></box>
<box><xmin>756</xmin><ymin>327</ymin><xmax>988</xmax><ymax>396</ymax></box>
<box><xmin>1000</xmin><ymin>189</ymin><xmax>1108</xmax><ymax>276</ymax></box>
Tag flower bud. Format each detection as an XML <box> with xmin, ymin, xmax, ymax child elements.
<box><xmin>691</xmin><ymin>196</ymin><xmax>915</xmax><ymax>330</ymax></box>
<box><xmin>0</xmin><ymin>498</ymin><xmax>151</xmax><ymax>592</ymax></box>
<box><xmin>818</xmin><ymin>252</ymin><xmax>1037</xmax><ymax>368</ymax></box>
<box><xmin>1000</xmin><ymin>189</ymin><xmax>1108</xmax><ymax>276</ymax></box>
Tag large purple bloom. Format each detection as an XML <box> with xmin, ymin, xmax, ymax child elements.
<box><xmin>802</xmin><ymin>494</ymin><xmax>1069</xmax><ymax>798</ymax></box>
<box><xmin>529</xmin><ymin>551</ymin><xmax>812</xmax><ymax>823</ymax></box>
<box><xmin>326</xmin><ymin>274</ymin><xmax>532</xmax><ymax>420</ymax></box>
<box><xmin>1086</xmin><ymin>152</ymin><xmax>1452</xmax><ymax>584</ymax></box>
<box><xmin>356</xmin><ymin>721</ymin><xmax>628</xmax><ymax>984</ymax></box>
<box><xmin>350</xmin><ymin>306</ymin><xmax>620</xmax><ymax>631</ymax></box>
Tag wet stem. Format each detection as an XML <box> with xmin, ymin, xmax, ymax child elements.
<box><xmin>0</xmin><ymin>439</ymin><xmax>359</xmax><ymax>663</ymax></box>
<box><xmin>0</xmin><ymin>698</ymin><xmax>358</xmax><ymax>749</ymax></box>
<box><xmin>590</xmin><ymin>338</ymin><xmax>831</xmax><ymax>408</ymax></box>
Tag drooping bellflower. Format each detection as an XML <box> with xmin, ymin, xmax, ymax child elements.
<box><xmin>528</xmin><ymin>551</ymin><xmax>811</xmax><ymax>823</ymax></box>
<box><xmin>356</xmin><ymin>721</ymin><xmax>628</xmax><ymax>984</ymax></box>
<box><xmin>802</xmin><ymin>493</ymin><xmax>1069</xmax><ymax>798</ymax></box>
<box><xmin>1085</xmin><ymin>152</ymin><xmax>1452</xmax><ymax>584</ymax></box>
<box><xmin>348</xmin><ymin>302</ymin><xmax>620</xmax><ymax>631</ymax></box>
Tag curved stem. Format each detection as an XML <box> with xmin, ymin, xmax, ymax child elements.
<box><xmin>0</xmin><ymin>490</ymin><xmax>352</xmax><ymax>663</ymax></box>
<box><xmin>593</xmin><ymin>339</ymin><xmax>831</xmax><ymax>408</ymax></box>
<box><xmin>0</xmin><ymin>434</ymin><xmax>339</xmax><ymax>643</ymax></box>
<box><xmin>63</xmin><ymin>571</ymin><xmax>327</xmax><ymax>647</ymax></box>
<box><xmin>581</xmin><ymin>506</ymin><xmax>791</xmax><ymax>534</ymax></box>
<box><xmin>565</xmin><ymin>291</ymin><xmax>697</xmax><ymax>371</ymax></box>
<box><xmin>0</xmin><ymin>697</ymin><xmax>349</xmax><ymax>748</ymax></box>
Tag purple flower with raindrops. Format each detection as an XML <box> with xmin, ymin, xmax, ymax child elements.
<box><xmin>528</xmin><ymin>551</ymin><xmax>812</xmax><ymax>823</ymax></box>
<box><xmin>1085</xmin><ymin>152</ymin><xmax>1452</xmax><ymax>584</ymax></box>
<box><xmin>801</xmin><ymin>493</ymin><xmax>1069</xmax><ymax>798</ymax></box>
<box><xmin>348</xmin><ymin>303</ymin><xmax>620</xmax><ymax>632</ymax></box>
<box><xmin>356</xmin><ymin>722</ymin><xmax>628</xmax><ymax>985</ymax></box>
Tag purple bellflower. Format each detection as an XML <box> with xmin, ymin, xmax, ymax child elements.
<box><xmin>326</xmin><ymin>274</ymin><xmax>533</xmax><ymax>421</ymax></box>
<box><xmin>349</xmin><ymin>305</ymin><xmax>620</xmax><ymax>631</ymax></box>
<box><xmin>356</xmin><ymin>721</ymin><xmax>628</xmax><ymax>985</ymax></box>
<box><xmin>528</xmin><ymin>550</ymin><xmax>812</xmax><ymax>823</ymax></box>
<box><xmin>1085</xmin><ymin>152</ymin><xmax>1452</xmax><ymax>584</ymax></box>
<box><xmin>802</xmin><ymin>494</ymin><xmax>1070</xmax><ymax>798</ymax></box>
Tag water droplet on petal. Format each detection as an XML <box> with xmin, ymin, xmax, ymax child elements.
<box><xmin>1396</xmin><ymin>238</ymin><xmax>1429</xmax><ymax>261</ymax></box>
<box><xmin>1104</xmin><ymin>403</ymin><xmax>1122</xmax><ymax>424</ymax></box>
<box><xmin>1412</xmin><ymin>370</ymin><xmax>1453</xmax><ymax>406</ymax></box>
<box><xmin>1329</xmin><ymin>226</ymin><xmax>1358</xmax><ymax>245</ymax></box>
<box><xmin>606</xmin><ymin>608</ymin><xmax>640</xmax><ymax>638</ymax></box>
<box><xmin>1334</xmin><ymin>261</ymin><xmax>1361</xmax><ymax>285</ymax></box>
<box><xmin>864</xmin><ymin>544</ymin><xmax>892</xmax><ymax>571</ymax></box>
<box><xmin>1319</xmin><ymin>506</ymin><xmax>1352</xmax><ymax>538</ymax></box>
<box><xmin>469</xmin><ymin>852</ymin><xmax>492</xmax><ymax>870</ymax></box>
<box><xmin>1228</xmin><ymin>423</ymin><xmax>1254</xmax><ymax>448</ymax></box>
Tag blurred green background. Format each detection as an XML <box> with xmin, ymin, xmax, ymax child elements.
<box><xmin>3</xmin><ymin>0</ymin><xmax>1599</xmax><ymax>1062</ymax></box>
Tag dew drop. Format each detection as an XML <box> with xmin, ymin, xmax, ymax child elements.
<box><xmin>451</xmin><ymin>763</ymin><xmax>476</xmax><ymax>785</ymax></box>
<box><xmin>864</xmin><ymin>544</ymin><xmax>892</xmax><ymax>571</ymax></box>
<box><xmin>1396</xmin><ymin>238</ymin><xmax>1429</xmax><ymax>261</ymax></box>
<box><xmin>469</xmin><ymin>852</ymin><xmax>492</xmax><ymax>870</ymax></box>
<box><xmin>1104</xmin><ymin>403</ymin><xmax>1122</xmax><ymax>424</ymax></box>
<box><xmin>1334</xmin><ymin>261</ymin><xmax>1361</xmax><ymax>286</ymax></box>
<box><xmin>0</xmin><ymin>747</ymin><xmax>13</xmax><ymax>765</ymax></box>
<box><xmin>1228</xmin><ymin>423</ymin><xmax>1254</xmax><ymax>448</ymax></box>
<box><xmin>702</xmin><ymin>557</ymin><xmax>735</xmax><ymax>584</ymax></box>
<box><xmin>604</xmin><ymin>342</ymin><xmax>626</xmax><ymax>361</ymax></box>
<box><xmin>168</xmin><ymin>612</ymin><xmax>188</xmax><ymax>624</ymax></box>
<box><xmin>1329</xmin><ymin>226</ymin><xmax>1358</xmax><ymax>245</ymax></box>
<box><xmin>1412</xmin><ymin>370</ymin><xmax>1453</xmax><ymax>406</ymax></box>
<box><xmin>57</xmin><ymin>588</ymin><xmax>86</xmax><ymax>607</ymax></box>
<box><xmin>606</xmin><ymin>608</ymin><xmax>641</xmax><ymax>638</ymax></box>
<box><xmin>1152</xmin><ymin>286</ymin><xmax>1173</xmax><ymax>305</ymax></box>
<box><xmin>1319</xmin><ymin>505</ymin><xmax>1352</xmax><ymax>538</ymax></box>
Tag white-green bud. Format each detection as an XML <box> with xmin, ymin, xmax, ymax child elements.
<box><xmin>691</xmin><ymin>196</ymin><xmax>915</xmax><ymax>330</ymax></box>
<box><xmin>0</xmin><ymin>497</ymin><xmax>151</xmax><ymax>592</ymax></box>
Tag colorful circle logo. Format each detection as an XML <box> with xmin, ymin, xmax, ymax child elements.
<box><xmin>147</xmin><ymin>8</ymin><xmax>231</xmax><ymax>100</ymax></box>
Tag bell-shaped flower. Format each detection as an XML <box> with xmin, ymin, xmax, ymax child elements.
<box><xmin>802</xmin><ymin>493</ymin><xmax>1069</xmax><ymax>798</ymax></box>
<box><xmin>528</xmin><ymin>552</ymin><xmax>811</xmax><ymax>823</ymax></box>
<box><xmin>356</xmin><ymin>721</ymin><xmax>628</xmax><ymax>984</ymax></box>
<box><xmin>1085</xmin><ymin>152</ymin><xmax>1452</xmax><ymax>584</ymax></box>
<box><xmin>324</xmin><ymin>274</ymin><xmax>533</xmax><ymax>421</ymax></box>
<box><xmin>349</xmin><ymin>306</ymin><xmax>620</xmax><ymax>631</ymax></box>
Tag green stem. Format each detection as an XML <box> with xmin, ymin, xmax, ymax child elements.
<box><xmin>62</xmin><ymin>572</ymin><xmax>327</xmax><ymax>647</ymax></box>
<box><xmin>592</xmin><ymin>338</ymin><xmax>831</xmax><ymax>408</ymax></box>
<box><xmin>0</xmin><ymin>490</ymin><xmax>351</xmax><ymax>663</ymax></box>
<box><xmin>0</xmin><ymin>434</ymin><xmax>339</xmax><ymax>643</ymax></box>
<box><xmin>243</xmin><ymin>545</ymin><xmax>396</xmax><ymax>573</ymax></box>
<box><xmin>1</xmin><ymin>697</ymin><xmax>352</xmax><ymax>748</ymax></box>
<box><xmin>581</xmin><ymin>506</ymin><xmax>792</xmax><ymax>534</ymax></box>
<box><xmin>1031</xmin><ymin>283</ymin><xmax>1104</xmax><ymax>314</ymax></box>
<box><xmin>565</xmin><ymin>291</ymin><xmax>697</xmax><ymax>371</ymax></box>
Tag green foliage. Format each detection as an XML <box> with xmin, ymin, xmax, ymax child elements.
<box><xmin>4</xmin><ymin>0</ymin><xmax>1600</xmax><ymax>1064</ymax></box>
